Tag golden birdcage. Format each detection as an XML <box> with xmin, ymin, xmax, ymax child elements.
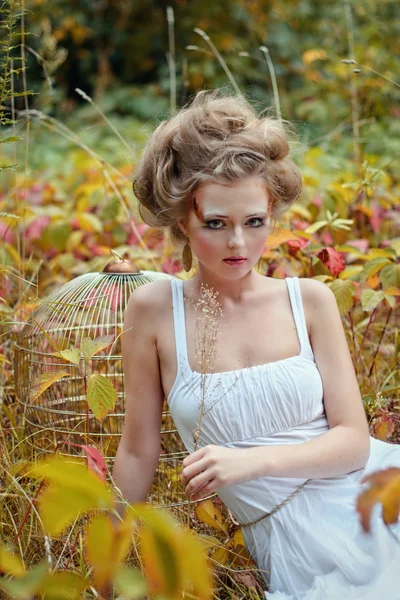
<box><xmin>13</xmin><ymin>259</ymin><xmax>189</xmax><ymax>509</ymax></box>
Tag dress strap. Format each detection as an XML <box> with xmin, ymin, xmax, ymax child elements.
<box><xmin>286</xmin><ymin>277</ymin><xmax>314</xmax><ymax>360</ymax></box>
<box><xmin>170</xmin><ymin>279</ymin><xmax>190</xmax><ymax>372</ymax></box>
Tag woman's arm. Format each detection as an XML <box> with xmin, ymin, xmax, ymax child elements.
<box><xmin>112</xmin><ymin>283</ymin><xmax>165</xmax><ymax>517</ymax></box>
<box><xmin>247</xmin><ymin>278</ymin><xmax>371</xmax><ymax>480</ymax></box>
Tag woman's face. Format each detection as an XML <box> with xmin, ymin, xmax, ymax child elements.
<box><xmin>178</xmin><ymin>176</ymin><xmax>272</xmax><ymax>279</ymax></box>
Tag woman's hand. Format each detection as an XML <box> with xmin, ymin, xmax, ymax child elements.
<box><xmin>181</xmin><ymin>445</ymin><xmax>254</xmax><ymax>500</ymax></box>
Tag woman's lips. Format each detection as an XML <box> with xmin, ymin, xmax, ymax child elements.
<box><xmin>223</xmin><ymin>258</ymin><xmax>247</xmax><ymax>266</ymax></box>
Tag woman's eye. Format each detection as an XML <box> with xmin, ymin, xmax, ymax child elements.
<box><xmin>247</xmin><ymin>218</ymin><xmax>265</xmax><ymax>227</ymax></box>
<box><xmin>205</xmin><ymin>220</ymin><xmax>224</xmax><ymax>229</ymax></box>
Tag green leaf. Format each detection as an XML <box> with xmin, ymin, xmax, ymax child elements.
<box><xmin>361</xmin><ymin>289</ymin><xmax>385</xmax><ymax>312</ymax></box>
<box><xmin>114</xmin><ymin>565</ymin><xmax>148</xmax><ymax>599</ymax></box>
<box><xmin>86</xmin><ymin>373</ymin><xmax>117</xmax><ymax>421</ymax></box>
<box><xmin>44</xmin><ymin>221</ymin><xmax>71</xmax><ymax>252</ymax></box>
<box><xmin>384</xmin><ymin>293</ymin><xmax>396</xmax><ymax>308</ymax></box>
<box><xmin>0</xmin><ymin>563</ymin><xmax>47</xmax><ymax>599</ymax></box>
<box><xmin>304</xmin><ymin>220</ymin><xmax>328</xmax><ymax>234</ymax></box>
<box><xmin>331</xmin><ymin>218</ymin><xmax>353</xmax><ymax>231</ymax></box>
<box><xmin>38</xmin><ymin>570</ymin><xmax>89</xmax><ymax>599</ymax></box>
<box><xmin>329</xmin><ymin>279</ymin><xmax>356</xmax><ymax>316</ymax></box>
<box><xmin>0</xmin><ymin>136</ymin><xmax>20</xmax><ymax>144</ymax></box>
<box><xmin>80</xmin><ymin>335</ymin><xmax>114</xmax><ymax>365</ymax></box>
<box><xmin>380</xmin><ymin>263</ymin><xmax>400</xmax><ymax>290</ymax></box>
<box><xmin>360</xmin><ymin>258</ymin><xmax>392</xmax><ymax>282</ymax></box>
<box><xmin>52</xmin><ymin>348</ymin><xmax>81</xmax><ymax>367</ymax></box>
<box><xmin>29</xmin><ymin>371</ymin><xmax>70</xmax><ymax>404</ymax></box>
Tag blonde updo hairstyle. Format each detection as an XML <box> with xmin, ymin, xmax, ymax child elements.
<box><xmin>133</xmin><ymin>90</ymin><xmax>303</xmax><ymax>247</ymax></box>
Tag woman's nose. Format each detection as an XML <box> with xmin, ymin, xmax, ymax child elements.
<box><xmin>228</xmin><ymin>228</ymin><xmax>245</xmax><ymax>249</ymax></box>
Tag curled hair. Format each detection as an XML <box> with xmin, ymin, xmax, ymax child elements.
<box><xmin>133</xmin><ymin>89</ymin><xmax>303</xmax><ymax>246</ymax></box>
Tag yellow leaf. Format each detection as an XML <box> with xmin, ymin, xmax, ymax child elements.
<box><xmin>139</xmin><ymin>525</ymin><xmax>181</xmax><ymax>597</ymax></box>
<box><xmin>75</xmin><ymin>212</ymin><xmax>102</xmax><ymax>233</ymax></box>
<box><xmin>338</xmin><ymin>265</ymin><xmax>364</xmax><ymax>280</ymax></box>
<box><xmin>302</xmin><ymin>49</ymin><xmax>327</xmax><ymax>64</ymax></box>
<box><xmin>128</xmin><ymin>504</ymin><xmax>213</xmax><ymax>600</ymax></box>
<box><xmin>197</xmin><ymin>534</ymin><xmax>227</xmax><ymax>565</ymax></box>
<box><xmin>26</xmin><ymin>456</ymin><xmax>113</xmax><ymax>523</ymax></box>
<box><xmin>374</xmin><ymin>419</ymin><xmax>393</xmax><ymax>441</ymax></box>
<box><xmin>52</xmin><ymin>348</ymin><xmax>81</xmax><ymax>367</ymax></box>
<box><xmin>29</xmin><ymin>371</ymin><xmax>70</xmax><ymax>403</ymax></box>
<box><xmin>384</xmin><ymin>287</ymin><xmax>400</xmax><ymax>295</ymax></box>
<box><xmin>264</xmin><ymin>228</ymin><xmax>300</xmax><ymax>250</ymax></box>
<box><xmin>85</xmin><ymin>514</ymin><xmax>132</xmax><ymax>591</ymax></box>
<box><xmin>194</xmin><ymin>499</ymin><xmax>228</xmax><ymax>535</ymax></box>
<box><xmin>0</xmin><ymin>546</ymin><xmax>25</xmax><ymax>577</ymax></box>
<box><xmin>357</xmin><ymin>467</ymin><xmax>400</xmax><ymax>532</ymax></box>
<box><xmin>179</xmin><ymin>529</ymin><xmax>214</xmax><ymax>600</ymax></box>
<box><xmin>367</xmin><ymin>248</ymin><xmax>396</xmax><ymax>260</ymax></box>
<box><xmin>80</xmin><ymin>335</ymin><xmax>114</xmax><ymax>364</ymax></box>
<box><xmin>87</xmin><ymin>373</ymin><xmax>117</xmax><ymax>421</ymax></box>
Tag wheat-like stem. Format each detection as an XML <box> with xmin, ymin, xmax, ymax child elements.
<box><xmin>183</xmin><ymin>283</ymin><xmax>224</xmax><ymax>528</ymax></box>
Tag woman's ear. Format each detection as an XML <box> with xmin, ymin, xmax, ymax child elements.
<box><xmin>177</xmin><ymin>216</ymin><xmax>188</xmax><ymax>238</ymax></box>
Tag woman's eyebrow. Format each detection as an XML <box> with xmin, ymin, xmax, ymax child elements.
<box><xmin>203</xmin><ymin>212</ymin><xmax>267</xmax><ymax>219</ymax></box>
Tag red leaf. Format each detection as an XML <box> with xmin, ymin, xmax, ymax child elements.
<box><xmin>287</xmin><ymin>238</ymin><xmax>309</xmax><ymax>257</ymax></box>
<box><xmin>126</xmin><ymin>219</ymin><xmax>149</xmax><ymax>245</ymax></box>
<box><xmin>82</xmin><ymin>445</ymin><xmax>108</xmax><ymax>481</ymax></box>
<box><xmin>162</xmin><ymin>257</ymin><xmax>182</xmax><ymax>275</ymax></box>
<box><xmin>316</xmin><ymin>247</ymin><xmax>345</xmax><ymax>276</ymax></box>
<box><xmin>60</xmin><ymin>441</ymin><xmax>108</xmax><ymax>481</ymax></box>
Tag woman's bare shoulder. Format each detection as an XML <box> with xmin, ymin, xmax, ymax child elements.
<box><xmin>298</xmin><ymin>277</ymin><xmax>337</xmax><ymax>335</ymax></box>
<box><xmin>125</xmin><ymin>279</ymin><xmax>173</xmax><ymax>331</ymax></box>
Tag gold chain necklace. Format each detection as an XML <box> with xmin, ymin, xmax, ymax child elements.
<box><xmin>236</xmin><ymin>478</ymin><xmax>312</xmax><ymax>528</ymax></box>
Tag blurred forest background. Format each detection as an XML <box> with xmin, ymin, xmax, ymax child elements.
<box><xmin>0</xmin><ymin>1</ymin><xmax>400</xmax><ymax>598</ymax></box>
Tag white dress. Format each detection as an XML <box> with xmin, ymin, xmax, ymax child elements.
<box><xmin>167</xmin><ymin>277</ymin><xmax>400</xmax><ymax>600</ymax></box>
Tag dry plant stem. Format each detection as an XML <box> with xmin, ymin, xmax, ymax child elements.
<box><xmin>194</xmin><ymin>28</ymin><xmax>243</xmax><ymax>98</ymax></box>
<box><xmin>348</xmin><ymin>310</ymin><xmax>357</xmax><ymax>371</ymax></box>
<box><xmin>75</xmin><ymin>88</ymin><xmax>132</xmax><ymax>155</ymax></box>
<box><xmin>166</xmin><ymin>6</ymin><xmax>176</xmax><ymax>112</ymax></box>
<box><xmin>344</xmin><ymin>3</ymin><xmax>362</xmax><ymax>174</ymax></box>
<box><xmin>355</xmin><ymin>307</ymin><xmax>378</xmax><ymax>368</ymax></box>
<box><xmin>259</xmin><ymin>46</ymin><xmax>282</xmax><ymax>122</ymax></box>
<box><xmin>185</xmin><ymin>284</ymin><xmax>224</xmax><ymax>529</ymax></box>
<box><xmin>12</xmin><ymin>480</ymin><xmax>44</xmax><ymax>547</ymax></box>
<box><xmin>83</xmin><ymin>363</ymin><xmax>89</xmax><ymax>443</ymax></box>
<box><xmin>368</xmin><ymin>306</ymin><xmax>393</xmax><ymax>378</ymax></box>
<box><xmin>20</xmin><ymin>0</ymin><xmax>29</xmax><ymax>296</ymax></box>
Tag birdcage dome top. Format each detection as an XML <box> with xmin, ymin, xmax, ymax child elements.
<box><xmin>16</xmin><ymin>268</ymin><xmax>173</xmax><ymax>354</ymax></box>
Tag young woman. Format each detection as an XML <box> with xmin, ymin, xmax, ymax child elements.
<box><xmin>112</xmin><ymin>90</ymin><xmax>400</xmax><ymax>599</ymax></box>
